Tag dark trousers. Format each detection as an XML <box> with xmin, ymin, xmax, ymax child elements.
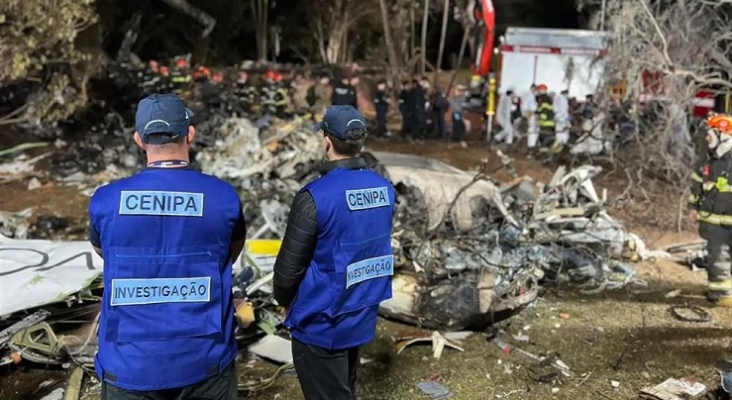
<box><xmin>700</xmin><ymin>222</ymin><xmax>732</xmax><ymax>295</ymax></box>
<box><xmin>433</xmin><ymin>110</ymin><xmax>446</xmax><ymax>139</ymax></box>
<box><xmin>292</xmin><ymin>337</ymin><xmax>359</xmax><ymax>400</ymax></box>
<box><xmin>376</xmin><ymin>107</ymin><xmax>388</xmax><ymax>137</ymax></box>
<box><xmin>412</xmin><ymin>111</ymin><xmax>426</xmax><ymax>140</ymax></box>
<box><xmin>401</xmin><ymin>111</ymin><xmax>413</xmax><ymax>138</ymax></box>
<box><xmin>100</xmin><ymin>361</ymin><xmax>237</xmax><ymax>400</ymax></box>
<box><xmin>451</xmin><ymin>114</ymin><xmax>466</xmax><ymax>142</ymax></box>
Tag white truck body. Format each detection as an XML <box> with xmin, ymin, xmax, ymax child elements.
<box><xmin>498</xmin><ymin>27</ymin><xmax>610</xmax><ymax>99</ymax></box>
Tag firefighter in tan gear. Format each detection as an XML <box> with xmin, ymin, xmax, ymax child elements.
<box><xmin>688</xmin><ymin>114</ymin><xmax>732</xmax><ymax>307</ymax></box>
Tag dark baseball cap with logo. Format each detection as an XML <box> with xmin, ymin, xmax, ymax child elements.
<box><xmin>313</xmin><ymin>105</ymin><xmax>368</xmax><ymax>139</ymax></box>
<box><xmin>135</xmin><ymin>93</ymin><xmax>195</xmax><ymax>144</ymax></box>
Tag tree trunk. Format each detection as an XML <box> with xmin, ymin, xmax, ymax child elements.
<box><xmin>410</xmin><ymin>4</ymin><xmax>416</xmax><ymax>73</ymax></box>
<box><xmin>251</xmin><ymin>0</ymin><xmax>269</xmax><ymax>61</ymax></box>
<box><xmin>261</xmin><ymin>0</ymin><xmax>269</xmax><ymax>61</ymax></box>
<box><xmin>436</xmin><ymin>0</ymin><xmax>450</xmax><ymax>78</ymax></box>
<box><xmin>315</xmin><ymin>19</ymin><xmax>328</xmax><ymax>63</ymax></box>
<box><xmin>447</xmin><ymin>23</ymin><xmax>472</xmax><ymax>94</ymax></box>
<box><xmin>379</xmin><ymin>0</ymin><xmax>400</xmax><ymax>87</ymax></box>
<box><xmin>421</xmin><ymin>0</ymin><xmax>430</xmax><ymax>75</ymax></box>
<box><xmin>156</xmin><ymin>0</ymin><xmax>217</xmax><ymax>37</ymax></box>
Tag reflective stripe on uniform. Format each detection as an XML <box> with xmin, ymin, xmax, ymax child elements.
<box><xmin>698</xmin><ymin>212</ymin><xmax>732</xmax><ymax>226</ymax></box>
<box><xmin>708</xmin><ymin>279</ymin><xmax>732</xmax><ymax>291</ymax></box>
<box><xmin>688</xmin><ymin>193</ymin><xmax>699</xmax><ymax>204</ymax></box>
<box><xmin>701</xmin><ymin>177</ymin><xmax>732</xmax><ymax>193</ymax></box>
<box><xmin>691</xmin><ymin>172</ymin><xmax>704</xmax><ymax>183</ymax></box>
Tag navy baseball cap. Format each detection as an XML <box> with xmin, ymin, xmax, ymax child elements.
<box><xmin>313</xmin><ymin>105</ymin><xmax>367</xmax><ymax>139</ymax></box>
<box><xmin>135</xmin><ymin>93</ymin><xmax>195</xmax><ymax>144</ymax></box>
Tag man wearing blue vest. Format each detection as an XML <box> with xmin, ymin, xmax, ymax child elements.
<box><xmin>88</xmin><ymin>93</ymin><xmax>246</xmax><ymax>400</ymax></box>
<box><xmin>273</xmin><ymin>105</ymin><xmax>395</xmax><ymax>400</ymax></box>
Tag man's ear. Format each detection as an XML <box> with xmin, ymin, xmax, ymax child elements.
<box><xmin>133</xmin><ymin>132</ymin><xmax>146</xmax><ymax>150</ymax></box>
<box><xmin>323</xmin><ymin>134</ymin><xmax>332</xmax><ymax>154</ymax></box>
<box><xmin>186</xmin><ymin>126</ymin><xmax>196</xmax><ymax>145</ymax></box>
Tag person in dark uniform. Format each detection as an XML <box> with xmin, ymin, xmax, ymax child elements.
<box><xmin>348</xmin><ymin>76</ymin><xmax>360</xmax><ymax>109</ymax></box>
<box><xmin>170</xmin><ymin>58</ymin><xmax>192</xmax><ymax>95</ymax></box>
<box><xmin>689</xmin><ymin>114</ymin><xmax>732</xmax><ymax>308</ymax></box>
<box><xmin>331</xmin><ymin>76</ymin><xmax>354</xmax><ymax>107</ymax></box>
<box><xmin>273</xmin><ymin>105</ymin><xmax>395</xmax><ymax>400</ymax></box>
<box><xmin>234</xmin><ymin>71</ymin><xmax>257</xmax><ymax>115</ymax></box>
<box><xmin>374</xmin><ymin>80</ymin><xmax>390</xmax><ymax>138</ymax></box>
<box><xmin>260</xmin><ymin>70</ymin><xmax>278</xmax><ymax>116</ymax></box>
<box><xmin>273</xmin><ymin>72</ymin><xmax>289</xmax><ymax>118</ymax></box>
<box><xmin>431</xmin><ymin>88</ymin><xmax>449</xmax><ymax>140</ymax></box>
<box><xmin>410</xmin><ymin>79</ymin><xmax>427</xmax><ymax>140</ymax></box>
<box><xmin>535</xmin><ymin>84</ymin><xmax>556</xmax><ymax>147</ymax></box>
<box><xmin>399</xmin><ymin>80</ymin><xmax>414</xmax><ymax>140</ymax></box>
<box><xmin>88</xmin><ymin>93</ymin><xmax>246</xmax><ymax>399</ymax></box>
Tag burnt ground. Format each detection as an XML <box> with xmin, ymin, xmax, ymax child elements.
<box><xmin>1</xmin><ymin>139</ymin><xmax>731</xmax><ymax>400</ymax></box>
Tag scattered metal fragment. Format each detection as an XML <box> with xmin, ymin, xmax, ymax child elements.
<box><xmin>39</xmin><ymin>388</ymin><xmax>65</xmax><ymax>400</ymax></box>
<box><xmin>64</xmin><ymin>367</ymin><xmax>84</xmax><ymax>400</ymax></box>
<box><xmin>247</xmin><ymin>335</ymin><xmax>293</xmax><ymax>364</ymax></box>
<box><xmin>715</xmin><ymin>361</ymin><xmax>732</xmax><ymax>395</ymax></box>
<box><xmin>395</xmin><ymin>331</ymin><xmax>465</xmax><ymax>359</ymax></box>
<box><xmin>531</xmin><ymin>371</ymin><xmax>559</xmax><ymax>384</ymax></box>
<box><xmin>669</xmin><ymin>305</ymin><xmax>712</xmax><ymax>323</ymax></box>
<box><xmin>416</xmin><ymin>381</ymin><xmax>454</xmax><ymax>399</ymax></box>
<box><xmin>0</xmin><ymin>310</ymin><xmax>51</xmax><ymax>350</ymax></box>
<box><xmin>0</xmin><ymin>208</ymin><xmax>33</xmax><ymax>239</ymax></box>
<box><xmin>640</xmin><ymin>377</ymin><xmax>707</xmax><ymax>400</ymax></box>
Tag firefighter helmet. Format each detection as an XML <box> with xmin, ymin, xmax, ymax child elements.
<box><xmin>708</xmin><ymin>114</ymin><xmax>732</xmax><ymax>134</ymax></box>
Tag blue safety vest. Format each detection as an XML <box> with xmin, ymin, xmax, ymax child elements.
<box><xmin>285</xmin><ymin>167</ymin><xmax>395</xmax><ymax>350</ymax></box>
<box><xmin>88</xmin><ymin>168</ymin><xmax>240</xmax><ymax>391</ymax></box>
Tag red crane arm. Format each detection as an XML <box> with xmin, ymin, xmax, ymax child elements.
<box><xmin>470</xmin><ymin>0</ymin><xmax>495</xmax><ymax>77</ymax></box>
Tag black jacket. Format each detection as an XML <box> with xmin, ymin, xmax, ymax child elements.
<box><xmin>331</xmin><ymin>82</ymin><xmax>357</xmax><ymax>108</ymax></box>
<box><xmin>411</xmin><ymin>86</ymin><xmax>426</xmax><ymax>115</ymax></box>
<box><xmin>374</xmin><ymin>90</ymin><xmax>388</xmax><ymax>111</ymax></box>
<box><xmin>399</xmin><ymin>89</ymin><xmax>414</xmax><ymax>116</ymax></box>
<box><xmin>272</xmin><ymin>157</ymin><xmax>370</xmax><ymax>307</ymax></box>
<box><xmin>689</xmin><ymin>153</ymin><xmax>732</xmax><ymax>224</ymax></box>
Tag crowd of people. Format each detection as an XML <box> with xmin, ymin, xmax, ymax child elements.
<box><xmin>131</xmin><ymin>57</ymin><xmax>475</xmax><ymax>143</ymax></box>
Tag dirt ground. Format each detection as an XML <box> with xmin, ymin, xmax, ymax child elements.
<box><xmin>1</xmin><ymin>139</ymin><xmax>730</xmax><ymax>400</ymax></box>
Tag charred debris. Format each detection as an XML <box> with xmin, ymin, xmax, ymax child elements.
<box><xmin>1</xmin><ymin>62</ymin><xmax>652</xmax><ymax>396</ymax></box>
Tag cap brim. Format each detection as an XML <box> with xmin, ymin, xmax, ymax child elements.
<box><xmin>313</xmin><ymin>121</ymin><xmax>323</xmax><ymax>132</ymax></box>
<box><xmin>185</xmin><ymin>107</ymin><xmax>195</xmax><ymax>119</ymax></box>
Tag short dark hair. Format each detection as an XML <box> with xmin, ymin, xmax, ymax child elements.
<box><xmin>144</xmin><ymin>133</ymin><xmax>185</xmax><ymax>146</ymax></box>
<box><xmin>325</xmin><ymin>128</ymin><xmax>367</xmax><ymax>157</ymax></box>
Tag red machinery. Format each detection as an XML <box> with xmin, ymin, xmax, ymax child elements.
<box><xmin>464</xmin><ymin>0</ymin><xmax>497</xmax><ymax>135</ymax></box>
<box><xmin>470</xmin><ymin>0</ymin><xmax>496</xmax><ymax>77</ymax></box>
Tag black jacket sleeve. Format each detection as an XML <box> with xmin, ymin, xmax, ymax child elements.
<box><xmin>273</xmin><ymin>191</ymin><xmax>318</xmax><ymax>307</ymax></box>
<box><xmin>689</xmin><ymin>164</ymin><xmax>705</xmax><ymax>210</ymax></box>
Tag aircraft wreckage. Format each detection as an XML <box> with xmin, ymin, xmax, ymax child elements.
<box><xmin>1</xmin><ymin>116</ymin><xmax>649</xmax><ymax>361</ymax></box>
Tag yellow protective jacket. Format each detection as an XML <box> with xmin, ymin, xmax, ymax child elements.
<box><xmin>689</xmin><ymin>154</ymin><xmax>732</xmax><ymax>226</ymax></box>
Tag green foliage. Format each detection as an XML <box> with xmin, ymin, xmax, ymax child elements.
<box><xmin>0</xmin><ymin>0</ymin><xmax>100</xmax><ymax>125</ymax></box>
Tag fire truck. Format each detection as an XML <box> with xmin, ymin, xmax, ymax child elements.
<box><xmin>466</xmin><ymin>0</ymin><xmax>730</xmax><ymax>133</ymax></box>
